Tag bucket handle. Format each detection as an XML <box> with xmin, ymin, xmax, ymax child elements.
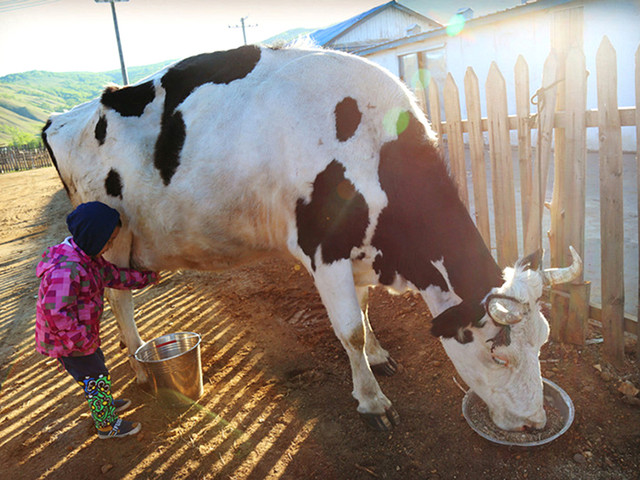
<box><xmin>155</xmin><ymin>339</ymin><xmax>177</xmax><ymax>348</ymax></box>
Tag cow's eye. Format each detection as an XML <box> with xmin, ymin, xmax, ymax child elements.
<box><xmin>491</xmin><ymin>354</ymin><xmax>509</xmax><ymax>366</ymax></box>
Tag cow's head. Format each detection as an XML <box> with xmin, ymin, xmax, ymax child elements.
<box><xmin>433</xmin><ymin>247</ymin><xmax>582</xmax><ymax>431</ymax></box>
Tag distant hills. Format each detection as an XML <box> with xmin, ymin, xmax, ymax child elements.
<box><xmin>0</xmin><ymin>61</ymin><xmax>174</xmax><ymax>146</ymax></box>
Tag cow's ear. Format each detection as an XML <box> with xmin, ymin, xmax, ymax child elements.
<box><xmin>517</xmin><ymin>249</ymin><xmax>543</xmax><ymax>271</ymax></box>
<box><xmin>430</xmin><ymin>301</ymin><xmax>485</xmax><ymax>344</ymax></box>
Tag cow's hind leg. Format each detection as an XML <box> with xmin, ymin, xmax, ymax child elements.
<box><xmin>313</xmin><ymin>260</ymin><xmax>399</xmax><ymax>430</ymax></box>
<box><xmin>356</xmin><ymin>286</ymin><xmax>398</xmax><ymax>376</ymax></box>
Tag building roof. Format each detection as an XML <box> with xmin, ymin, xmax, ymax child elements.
<box><xmin>308</xmin><ymin>1</ymin><xmax>441</xmax><ymax>47</ymax></box>
<box><xmin>354</xmin><ymin>0</ymin><xmax>575</xmax><ymax>56</ymax></box>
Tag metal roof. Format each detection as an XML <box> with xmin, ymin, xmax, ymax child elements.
<box><xmin>308</xmin><ymin>1</ymin><xmax>441</xmax><ymax>47</ymax></box>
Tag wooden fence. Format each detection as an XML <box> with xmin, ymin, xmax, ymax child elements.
<box><xmin>427</xmin><ymin>36</ymin><xmax>638</xmax><ymax>366</ymax></box>
<box><xmin>0</xmin><ymin>146</ymin><xmax>51</xmax><ymax>174</ymax></box>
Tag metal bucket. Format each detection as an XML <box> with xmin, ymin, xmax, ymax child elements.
<box><xmin>134</xmin><ymin>332</ymin><xmax>203</xmax><ymax>405</ymax></box>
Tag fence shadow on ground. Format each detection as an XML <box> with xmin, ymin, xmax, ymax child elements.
<box><xmin>0</xmin><ymin>187</ymin><xmax>328</xmax><ymax>479</ymax></box>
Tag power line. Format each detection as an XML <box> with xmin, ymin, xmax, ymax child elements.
<box><xmin>228</xmin><ymin>16</ymin><xmax>258</xmax><ymax>46</ymax></box>
<box><xmin>0</xmin><ymin>0</ymin><xmax>61</xmax><ymax>14</ymax></box>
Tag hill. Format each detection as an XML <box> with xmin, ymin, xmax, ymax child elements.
<box><xmin>0</xmin><ymin>61</ymin><xmax>174</xmax><ymax>146</ymax></box>
<box><xmin>261</xmin><ymin>27</ymin><xmax>315</xmax><ymax>46</ymax></box>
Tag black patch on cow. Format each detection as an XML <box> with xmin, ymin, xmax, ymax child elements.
<box><xmin>42</xmin><ymin>120</ymin><xmax>69</xmax><ymax>195</ymax></box>
<box><xmin>105</xmin><ymin>168</ymin><xmax>123</xmax><ymax>199</ymax></box>
<box><xmin>161</xmin><ymin>45</ymin><xmax>261</xmax><ymax>115</ymax></box>
<box><xmin>335</xmin><ymin>97</ymin><xmax>361</xmax><ymax>142</ymax></box>
<box><xmin>296</xmin><ymin>160</ymin><xmax>369</xmax><ymax>270</ymax></box>
<box><xmin>431</xmin><ymin>300</ymin><xmax>486</xmax><ymax>343</ymax></box>
<box><xmin>95</xmin><ymin>115</ymin><xmax>107</xmax><ymax>145</ymax></box>
<box><xmin>154</xmin><ymin>110</ymin><xmax>186</xmax><ymax>186</ymax></box>
<box><xmin>152</xmin><ymin>45</ymin><xmax>261</xmax><ymax>186</ymax></box>
<box><xmin>101</xmin><ymin>81</ymin><xmax>156</xmax><ymax>117</ymax></box>
<box><xmin>371</xmin><ymin>112</ymin><xmax>503</xmax><ymax>338</ymax></box>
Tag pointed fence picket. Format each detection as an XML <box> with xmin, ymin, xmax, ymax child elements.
<box><xmin>464</xmin><ymin>67</ymin><xmax>491</xmax><ymax>248</ymax></box>
<box><xmin>427</xmin><ymin>36</ymin><xmax>638</xmax><ymax>366</ymax></box>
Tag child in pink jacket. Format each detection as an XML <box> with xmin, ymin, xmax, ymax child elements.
<box><xmin>36</xmin><ymin>201</ymin><xmax>158</xmax><ymax>439</ymax></box>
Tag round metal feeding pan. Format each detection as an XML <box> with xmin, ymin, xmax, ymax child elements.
<box><xmin>135</xmin><ymin>332</ymin><xmax>203</xmax><ymax>405</ymax></box>
<box><xmin>462</xmin><ymin>378</ymin><xmax>574</xmax><ymax>447</ymax></box>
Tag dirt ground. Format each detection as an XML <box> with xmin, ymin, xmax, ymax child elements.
<box><xmin>0</xmin><ymin>167</ymin><xmax>639</xmax><ymax>480</ymax></box>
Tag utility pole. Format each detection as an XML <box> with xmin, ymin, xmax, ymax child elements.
<box><xmin>94</xmin><ymin>0</ymin><xmax>129</xmax><ymax>85</ymax></box>
<box><xmin>228</xmin><ymin>16</ymin><xmax>258</xmax><ymax>46</ymax></box>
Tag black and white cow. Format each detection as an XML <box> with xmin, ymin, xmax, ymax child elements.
<box><xmin>42</xmin><ymin>45</ymin><xmax>581</xmax><ymax>431</ymax></box>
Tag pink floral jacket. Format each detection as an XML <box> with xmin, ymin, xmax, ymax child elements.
<box><xmin>35</xmin><ymin>237</ymin><xmax>158</xmax><ymax>358</ymax></box>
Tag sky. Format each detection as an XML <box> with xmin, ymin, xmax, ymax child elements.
<box><xmin>0</xmin><ymin>0</ymin><xmax>519</xmax><ymax>77</ymax></box>
<box><xmin>0</xmin><ymin>0</ymin><xmax>388</xmax><ymax>76</ymax></box>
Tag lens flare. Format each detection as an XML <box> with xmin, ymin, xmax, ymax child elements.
<box><xmin>446</xmin><ymin>14</ymin><xmax>466</xmax><ymax>37</ymax></box>
<box><xmin>411</xmin><ymin>68</ymin><xmax>432</xmax><ymax>90</ymax></box>
<box><xmin>383</xmin><ymin>108</ymin><xmax>410</xmax><ymax>136</ymax></box>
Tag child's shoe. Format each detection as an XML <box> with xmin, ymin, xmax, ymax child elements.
<box><xmin>97</xmin><ymin>418</ymin><xmax>141</xmax><ymax>439</ymax></box>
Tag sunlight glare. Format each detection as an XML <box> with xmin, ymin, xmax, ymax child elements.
<box><xmin>411</xmin><ymin>68</ymin><xmax>432</xmax><ymax>91</ymax></box>
<box><xmin>446</xmin><ymin>14</ymin><xmax>466</xmax><ymax>37</ymax></box>
<box><xmin>383</xmin><ymin>108</ymin><xmax>410</xmax><ymax>136</ymax></box>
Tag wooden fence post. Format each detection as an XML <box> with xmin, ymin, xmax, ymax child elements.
<box><xmin>636</xmin><ymin>44</ymin><xmax>640</xmax><ymax>363</ymax></box>
<box><xmin>527</xmin><ymin>51</ymin><xmax>563</xmax><ymax>341</ymax></box>
<box><xmin>486</xmin><ymin>62</ymin><xmax>518</xmax><ymax>267</ymax></box>
<box><xmin>444</xmin><ymin>73</ymin><xmax>469</xmax><ymax>209</ymax></box>
<box><xmin>597</xmin><ymin>36</ymin><xmax>625</xmax><ymax>366</ymax></box>
<box><xmin>525</xmin><ymin>51</ymin><xmax>558</xmax><ymax>256</ymax></box>
<box><xmin>464</xmin><ymin>67</ymin><xmax>491</xmax><ymax>249</ymax></box>
<box><xmin>562</xmin><ymin>46</ymin><xmax>590</xmax><ymax>345</ymax></box>
<box><xmin>428</xmin><ymin>77</ymin><xmax>444</xmax><ymax>158</ymax></box>
<box><xmin>515</xmin><ymin>55</ymin><xmax>533</xmax><ymax>254</ymax></box>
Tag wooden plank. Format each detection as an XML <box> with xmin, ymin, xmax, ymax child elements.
<box><xmin>582</xmin><ymin>107</ymin><xmax>636</xmax><ymax>128</ymax></box>
<box><xmin>464</xmin><ymin>67</ymin><xmax>491</xmax><ymax>248</ymax></box>
<box><xmin>428</xmin><ymin>77</ymin><xmax>444</xmax><ymax>158</ymax></box>
<box><xmin>443</xmin><ymin>73</ymin><xmax>469</xmax><ymax>209</ymax></box>
<box><xmin>546</xmin><ymin>286</ymin><xmax>638</xmax><ymax>337</ymax></box>
<box><xmin>597</xmin><ymin>36</ymin><xmax>625</xmax><ymax>366</ymax></box>
<box><xmin>563</xmin><ymin>282</ymin><xmax>591</xmax><ymax>345</ymax></box>
<box><xmin>438</xmin><ymin>107</ymin><xmax>638</xmax><ymax>134</ymax></box>
<box><xmin>514</xmin><ymin>55</ymin><xmax>533</xmax><ymax>254</ymax></box>
<box><xmin>562</xmin><ymin>46</ymin><xmax>590</xmax><ymax>346</ymax></box>
<box><xmin>486</xmin><ymin>62</ymin><xmax>518</xmax><ymax>267</ymax></box>
<box><xmin>564</xmin><ymin>46</ymin><xmax>587</xmax><ymax>262</ymax></box>
<box><xmin>525</xmin><ymin>51</ymin><xmax>558</xmax><ymax>256</ymax></box>
<box><xmin>587</xmin><ymin>301</ymin><xmax>638</xmax><ymax>338</ymax></box>
<box><xmin>636</xmin><ymin>44</ymin><xmax>640</xmax><ymax>362</ymax></box>
<box><xmin>549</xmin><ymin>4</ymin><xmax>583</xmax><ymax>272</ymax></box>
<box><xmin>550</xmin><ymin>104</ymin><xmax>566</xmax><ymax>269</ymax></box>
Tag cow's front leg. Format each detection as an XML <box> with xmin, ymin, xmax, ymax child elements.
<box><xmin>313</xmin><ymin>260</ymin><xmax>399</xmax><ymax>430</ymax></box>
<box><xmin>102</xmin><ymin>228</ymin><xmax>148</xmax><ymax>383</ymax></box>
<box><xmin>356</xmin><ymin>286</ymin><xmax>398</xmax><ymax>377</ymax></box>
<box><xmin>105</xmin><ymin>288</ymin><xmax>148</xmax><ymax>383</ymax></box>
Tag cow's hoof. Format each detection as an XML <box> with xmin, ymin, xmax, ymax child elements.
<box><xmin>360</xmin><ymin>407</ymin><xmax>400</xmax><ymax>431</ymax></box>
<box><xmin>371</xmin><ymin>356</ymin><xmax>399</xmax><ymax>376</ymax></box>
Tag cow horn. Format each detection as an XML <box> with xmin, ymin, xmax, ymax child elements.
<box><xmin>542</xmin><ymin>246</ymin><xmax>582</xmax><ymax>285</ymax></box>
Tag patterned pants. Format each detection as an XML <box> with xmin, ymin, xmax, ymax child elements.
<box><xmin>60</xmin><ymin>348</ymin><xmax>118</xmax><ymax>430</ymax></box>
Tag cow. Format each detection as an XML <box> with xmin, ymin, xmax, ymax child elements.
<box><xmin>42</xmin><ymin>44</ymin><xmax>581</xmax><ymax>432</ymax></box>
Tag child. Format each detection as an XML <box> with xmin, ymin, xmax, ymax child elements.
<box><xmin>35</xmin><ymin>201</ymin><xmax>159</xmax><ymax>439</ymax></box>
